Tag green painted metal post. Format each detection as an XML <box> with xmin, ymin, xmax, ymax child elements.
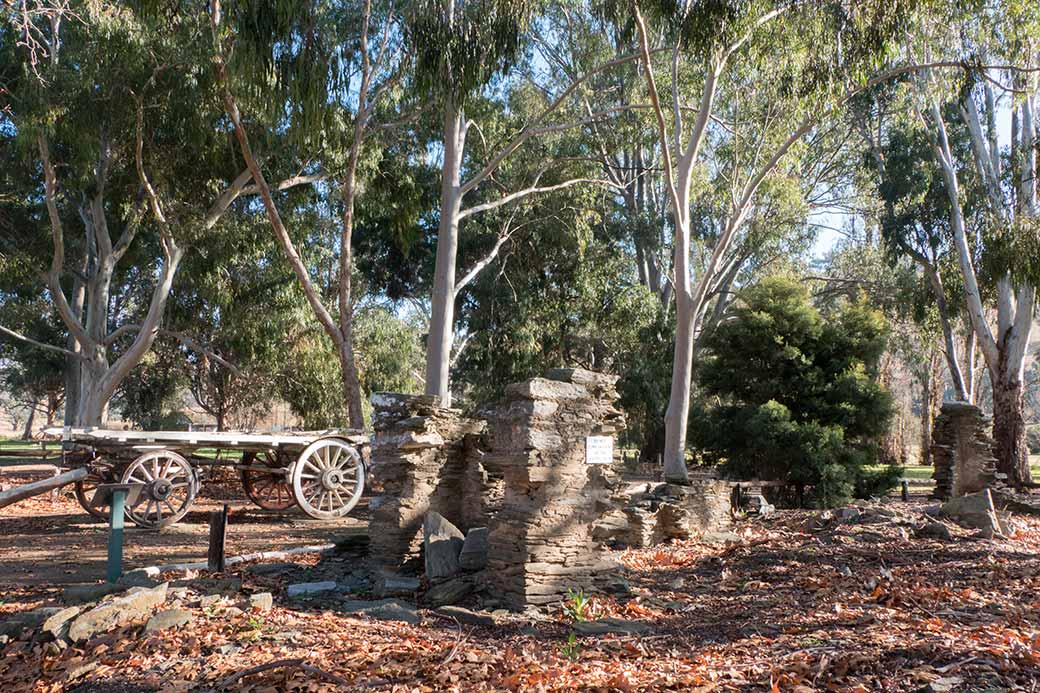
<box><xmin>107</xmin><ymin>489</ymin><xmax>126</xmax><ymax>583</ymax></box>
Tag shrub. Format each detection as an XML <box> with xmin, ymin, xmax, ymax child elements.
<box><xmin>692</xmin><ymin>277</ymin><xmax>898</xmax><ymax>507</ymax></box>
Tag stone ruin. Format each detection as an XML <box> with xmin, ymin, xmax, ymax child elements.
<box><xmin>930</xmin><ymin>401</ymin><xmax>1000</xmax><ymax>500</ymax></box>
<box><xmin>366</xmin><ymin>368</ymin><xmax>740</xmax><ymax>609</ymax></box>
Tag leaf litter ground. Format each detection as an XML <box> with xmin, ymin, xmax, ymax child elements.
<box><xmin>2</xmin><ymin>493</ymin><xmax>1039</xmax><ymax>691</ymax></box>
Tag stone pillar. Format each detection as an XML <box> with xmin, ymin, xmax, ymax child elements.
<box><xmin>486</xmin><ymin>368</ymin><xmax>625</xmax><ymax>608</ymax></box>
<box><xmin>930</xmin><ymin>401</ymin><xmax>999</xmax><ymax>500</ymax></box>
<box><xmin>367</xmin><ymin>393</ymin><xmax>485</xmax><ymax>569</ymax></box>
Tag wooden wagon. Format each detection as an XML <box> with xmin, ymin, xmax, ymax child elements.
<box><xmin>43</xmin><ymin>428</ymin><xmax>369</xmax><ymax>529</ymax></box>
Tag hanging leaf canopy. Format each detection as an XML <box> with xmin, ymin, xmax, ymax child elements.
<box><xmin>406</xmin><ymin>0</ymin><xmax>542</xmax><ymax>103</ymax></box>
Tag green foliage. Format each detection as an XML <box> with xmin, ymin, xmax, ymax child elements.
<box><xmin>407</xmin><ymin>0</ymin><xmax>540</xmax><ymax>103</ymax></box>
<box><xmin>559</xmin><ymin>632</ymin><xmax>582</xmax><ymax>661</ymax></box>
<box><xmin>562</xmin><ymin>587</ymin><xmax>591</xmax><ymax>622</ymax></box>
<box><xmin>692</xmin><ymin>277</ymin><xmax>897</xmax><ymax>506</ymax></box>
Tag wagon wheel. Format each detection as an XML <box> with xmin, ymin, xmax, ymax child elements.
<box><xmin>120</xmin><ymin>450</ymin><xmax>198</xmax><ymax>529</ymax></box>
<box><xmin>74</xmin><ymin>469</ymin><xmax>112</xmax><ymax>521</ymax></box>
<box><xmin>290</xmin><ymin>438</ymin><xmax>365</xmax><ymax>520</ymax></box>
<box><xmin>240</xmin><ymin>450</ymin><xmax>296</xmax><ymax>510</ymax></box>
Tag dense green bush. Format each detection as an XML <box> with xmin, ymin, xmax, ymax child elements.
<box><xmin>691</xmin><ymin>277</ymin><xmax>898</xmax><ymax>507</ymax></box>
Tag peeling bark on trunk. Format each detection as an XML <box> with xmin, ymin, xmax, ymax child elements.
<box><xmin>993</xmin><ymin>374</ymin><xmax>1029</xmax><ymax>484</ymax></box>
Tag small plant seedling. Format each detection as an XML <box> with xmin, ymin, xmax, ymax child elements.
<box><xmin>563</xmin><ymin>587</ymin><xmax>591</xmax><ymax>622</ymax></box>
<box><xmin>560</xmin><ymin>632</ymin><xmax>581</xmax><ymax>661</ymax></box>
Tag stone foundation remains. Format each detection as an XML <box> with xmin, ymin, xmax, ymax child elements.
<box><xmin>367</xmin><ymin>393</ymin><xmax>491</xmax><ymax>569</ymax></box>
<box><xmin>930</xmin><ymin>401</ymin><xmax>999</xmax><ymax>500</ymax></box>
<box><xmin>367</xmin><ymin>368</ymin><xmax>738</xmax><ymax>608</ymax></box>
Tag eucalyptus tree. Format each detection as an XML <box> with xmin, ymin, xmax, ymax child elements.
<box><xmin>907</xmin><ymin>5</ymin><xmax>1039</xmax><ymax>483</ymax></box>
<box><xmin>208</xmin><ymin>0</ymin><xmax>407</xmax><ymax>428</ymax></box>
<box><xmin>0</xmin><ymin>3</ymin><xmax>323</xmax><ymax>426</ymax></box>
<box><xmin>852</xmin><ymin>87</ymin><xmax>981</xmax><ymax>404</ymax></box>
<box><xmin>405</xmin><ymin>0</ymin><xmax>660</xmax><ymax>405</ymax></box>
<box><xmin>630</xmin><ymin>0</ymin><xmax>923</xmax><ymax>482</ymax></box>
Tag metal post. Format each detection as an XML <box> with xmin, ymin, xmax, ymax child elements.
<box><xmin>901</xmin><ymin>479</ymin><xmax>910</xmax><ymax>502</ymax></box>
<box><xmin>107</xmin><ymin>489</ymin><xmax>126</xmax><ymax>583</ymax></box>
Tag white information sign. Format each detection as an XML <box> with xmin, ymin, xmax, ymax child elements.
<box><xmin>585</xmin><ymin>435</ymin><xmax>613</xmax><ymax>465</ymax></box>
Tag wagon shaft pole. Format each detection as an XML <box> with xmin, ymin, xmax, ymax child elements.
<box><xmin>0</xmin><ymin>467</ymin><xmax>88</xmax><ymax>509</ymax></box>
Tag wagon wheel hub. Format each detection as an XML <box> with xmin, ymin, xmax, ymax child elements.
<box><xmin>321</xmin><ymin>469</ymin><xmax>344</xmax><ymax>490</ymax></box>
<box><xmin>151</xmin><ymin>479</ymin><xmax>174</xmax><ymax>501</ymax></box>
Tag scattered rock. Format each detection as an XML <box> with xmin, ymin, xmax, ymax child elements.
<box><xmin>376</xmin><ymin>575</ymin><xmax>420</xmax><ymax>598</ymax></box>
<box><xmin>143</xmin><ymin>608</ymin><xmax>193</xmax><ymax>634</ymax></box>
<box><xmin>341</xmin><ymin>599</ymin><xmax>420</xmax><ymax>625</ymax></box>
<box><xmin>249</xmin><ymin>593</ymin><xmax>273</xmax><ymax>613</ymax></box>
<box><xmin>68</xmin><ymin>583</ymin><xmax>169</xmax><ymax>643</ymax></box>
<box><xmin>572</xmin><ymin>618</ymin><xmax>651</xmax><ymax>636</ymax></box>
<box><xmin>837</xmin><ymin>507</ymin><xmax>862</xmax><ymax>521</ymax></box>
<box><xmin>199</xmin><ymin>594</ymin><xmax>223</xmax><ymax>608</ymax></box>
<box><xmin>423</xmin><ymin>511</ymin><xmax>465</xmax><ymax>580</ymax></box>
<box><xmin>458</xmin><ymin>527</ymin><xmax>490</xmax><ymax>571</ymax></box>
<box><xmin>426</xmin><ymin>577</ymin><xmax>473</xmax><ymax>607</ymax></box>
<box><xmin>915</xmin><ymin>521</ymin><xmax>953</xmax><ymax>541</ymax></box>
<box><xmin>939</xmin><ymin>489</ymin><xmax>1006</xmax><ymax>535</ymax></box>
<box><xmin>118</xmin><ymin>568</ymin><xmax>160</xmax><ymax>587</ymax></box>
<box><xmin>40</xmin><ymin>606</ymin><xmax>82</xmax><ymax>640</ymax></box>
<box><xmin>435</xmin><ymin>605</ymin><xmax>496</xmax><ymax>627</ymax></box>
<box><xmin>667</xmin><ymin>577</ymin><xmax>685</xmax><ymax>590</ymax></box>
<box><xmin>62</xmin><ymin>582</ymin><xmax>125</xmax><ymax>605</ymax></box>
<box><xmin>225</xmin><ymin>607</ymin><xmax>244</xmax><ymax>618</ymax></box>
<box><xmin>215</xmin><ymin>643</ymin><xmax>242</xmax><ymax>655</ymax></box>
<box><xmin>245</xmin><ymin>562</ymin><xmax>299</xmax><ymax>576</ymax></box>
<box><xmin>180</xmin><ymin>577</ymin><xmax>241</xmax><ymax>595</ymax></box>
<box><xmin>286</xmin><ymin>581</ymin><xmax>337</xmax><ymax>598</ymax></box>
<box><xmin>701</xmin><ymin>530</ymin><xmax>740</xmax><ymax>545</ymax></box>
<box><xmin>0</xmin><ymin>607</ymin><xmax>63</xmax><ymax>640</ymax></box>
<box><xmin>601</xmin><ymin>577</ymin><xmax>633</xmax><ymax>596</ymax></box>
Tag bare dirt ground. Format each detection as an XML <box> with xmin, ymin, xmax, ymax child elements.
<box><xmin>2</xmin><ymin>490</ymin><xmax>1040</xmax><ymax>691</ymax></box>
<box><xmin>0</xmin><ymin>473</ymin><xmax>366</xmax><ymax>603</ymax></box>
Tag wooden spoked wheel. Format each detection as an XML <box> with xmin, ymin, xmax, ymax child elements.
<box><xmin>73</xmin><ymin>469</ymin><xmax>111</xmax><ymax>520</ymax></box>
<box><xmin>120</xmin><ymin>449</ymin><xmax>198</xmax><ymax>529</ymax></box>
<box><xmin>240</xmin><ymin>450</ymin><xmax>295</xmax><ymax>510</ymax></box>
<box><xmin>290</xmin><ymin>438</ymin><xmax>365</xmax><ymax>520</ymax></box>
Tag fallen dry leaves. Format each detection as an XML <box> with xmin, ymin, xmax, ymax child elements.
<box><xmin>1</xmin><ymin>499</ymin><xmax>1040</xmax><ymax>690</ymax></box>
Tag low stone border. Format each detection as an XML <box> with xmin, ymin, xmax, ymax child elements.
<box><xmin>123</xmin><ymin>543</ymin><xmax>336</xmax><ymax>580</ymax></box>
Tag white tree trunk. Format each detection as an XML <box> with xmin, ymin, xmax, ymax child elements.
<box><xmin>425</xmin><ymin>101</ymin><xmax>465</xmax><ymax>405</ymax></box>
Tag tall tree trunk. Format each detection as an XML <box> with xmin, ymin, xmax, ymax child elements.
<box><xmin>425</xmin><ymin>100</ymin><xmax>465</xmax><ymax>405</ymax></box>
<box><xmin>923</xmin><ymin>355</ymin><xmax>940</xmax><ymax>464</ymax></box>
<box><xmin>21</xmin><ymin>399</ymin><xmax>38</xmax><ymax>440</ymax></box>
<box><xmin>993</xmin><ymin>372</ymin><xmax>1030</xmax><ymax>484</ymax></box>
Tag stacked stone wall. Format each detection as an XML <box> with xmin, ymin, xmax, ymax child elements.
<box><xmin>931</xmin><ymin>401</ymin><xmax>998</xmax><ymax>500</ymax></box>
<box><xmin>485</xmin><ymin>369</ymin><xmax>625</xmax><ymax>607</ymax></box>
<box><xmin>367</xmin><ymin>394</ymin><xmax>486</xmax><ymax>569</ymax></box>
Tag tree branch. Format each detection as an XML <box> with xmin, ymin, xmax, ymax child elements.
<box><xmin>458</xmin><ymin>178</ymin><xmax>618</xmax><ymax>220</ymax></box>
<box><xmin>0</xmin><ymin>324</ymin><xmax>80</xmax><ymax>358</ymax></box>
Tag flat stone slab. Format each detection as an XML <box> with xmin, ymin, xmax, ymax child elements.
<box><xmin>144</xmin><ymin>608</ymin><xmax>193</xmax><ymax>634</ymax></box>
<box><xmin>572</xmin><ymin>618</ymin><xmax>652</xmax><ymax>636</ymax></box>
<box><xmin>63</xmin><ymin>583</ymin><xmax>126</xmax><ymax>605</ymax></box>
<box><xmin>286</xmin><ymin>581</ymin><xmax>337</xmax><ymax>598</ymax></box>
<box><xmin>459</xmin><ymin>527</ymin><xmax>489</xmax><ymax>571</ymax></box>
<box><xmin>68</xmin><ymin>583</ymin><xmax>169</xmax><ymax>642</ymax></box>
<box><xmin>249</xmin><ymin>593</ymin><xmax>273</xmax><ymax>613</ymax></box>
<box><xmin>435</xmin><ymin>606</ymin><xmax>495</xmax><ymax>627</ymax></box>
<box><xmin>341</xmin><ymin>599</ymin><xmax>420</xmax><ymax>625</ymax></box>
